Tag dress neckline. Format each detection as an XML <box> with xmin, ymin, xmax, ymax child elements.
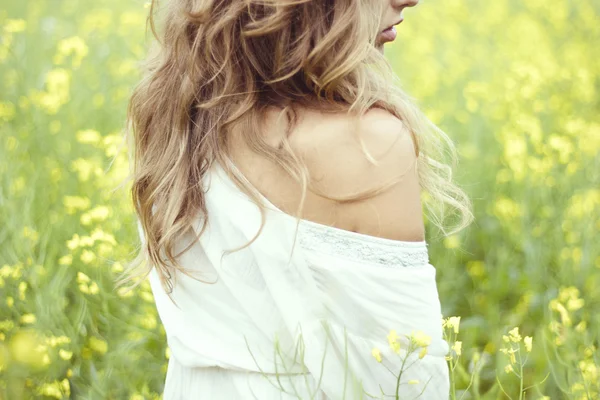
<box><xmin>215</xmin><ymin>160</ymin><xmax>428</xmax><ymax>249</ymax></box>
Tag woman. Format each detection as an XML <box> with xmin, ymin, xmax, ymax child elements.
<box><xmin>119</xmin><ymin>0</ymin><xmax>473</xmax><ymax>398</ymax></box>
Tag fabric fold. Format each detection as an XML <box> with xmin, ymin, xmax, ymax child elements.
<box><xmin>143</xmin><ymin>160</ymin><xmax>450</xmax><ymax>399</ymax></box>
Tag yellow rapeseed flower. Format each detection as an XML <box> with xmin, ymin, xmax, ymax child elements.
<box><xmin>59</xmin><ymin>349</ymin><xmax>73</xmax><ymax>360</ymax></box>
<box><xmin>54</xmin><ymin>36</ymin><xmax>89</xmax><ymax>68</ymax></box>
<box><xmin>22</xmin><ymin>226</ymin><xmax>39</xmax><ymax>242</ymax></box>
<box><xmin>46</xmin><ymin>336</ymin><xmax>71</xmax><ymax>347</ymax></box>
<box><xmin>446</xmin><ymin>316</ymin><xmax>461</xmax><ymax>334</ymax></box>
<box><xmin>524</xmin><ymin>336</ymin><xmax>533</xmax><ymax>352</ymax></box>
<box><xmin>387</xmin><ymin>330</ymin><xmax>401</xmax><ymax>354</ymax></box>
<box><xmin>80</xmin><ymin>250</ymin><xmax>96</xmax><ymax>264</ymax></box>
<box><xmin>494</xmin><ymin>196</ymin><xmax>522</xmax><ymax>221</ymax></box>
<box><xmin>508</xmin><ymin>348</ymin><xmax>517</xmax><ymax>364</ymax></box>
<box><xmin>18</xmin><ymin>282</ymin><xmax>27</xmax><ymax>300</ymax></box>
<box><xmin>452</xmin><ymin>341</ymin><xmax>462</xmax><ymax>357</ymax></box>
<box><xmin>419</xmin><ymin>347</ymin><xmax>427</xmax><ymax>359</ymax></box>
<box><xmin>61</xmin><ymin>379</ymin><xmax>70</xmax><ymax>396</ymax></box>
<box><xmin>0</xmin><ymin>102</ymin><xmax>16</xmax><ymax>122</ymax></box>
<box><xmin>75</xmin><ymin>129</ymin><xmax>101</xmax><ymax>145</ymax></box>
<box><xmin>111</xmin><ymin>262</ymin><xmax>124</xmax><ymax>274</ymax></box>
<box><xmin>505</xmin><ymin>364</ymin><xmax>514</xmax><ymax>374</ymax></box>
<box><xmin>66</xmin><ymin>234</ymin><xmax>81</xmax><ymax>250</ymax></box>
<box><xmin>77</xmin><ymin>272</ymin><xmax>90</xmax><ymax>283</ymax></box>
<box><xmin>38</xmin><ymin>381</ymin><xmax>62</xmax><ymax>398</ymax></box>
<box><xmin>4</xmin><ymin>19</ymin><xmax>26</xmax><ymax>33</ymax></box>
<box><xmin>443</xmin><ymin>235</ymin><xmax>460</xmax><ymax>249</ymax></box>
<box><xmin>566</xmin><ymin>298</ymin><xmax>585</xmax><ymax>311</ymax></box>
<box><xmin>88</xmin><ymin>282</ymin><xmax>99</xmax><ymax>295</ymax></box>
<box><xmin>371</xmin><ymin>347</ymin><xmax>382</xmax><ymax>363</ymax></box>
<box><xmin>408</xmin><ymin>380</ymin><xmax>419</xmax><ymax>385</ymax></box>
<box><xmin>80</xmin><ymin>206</ymin><xmax>111</xmax><ymax>226</ymax></box>
<box><xmin>63</xmin><ymin>197</ymin><xmax>91</xmax><ymax>214</ymax></box>
<box><xmin>508</xmin><ymin>327</ymin><xmax>522</xmax><ymax>342</ymax></box>
<box><xmin>88</xmin><ymin>337</ymin><xmax>108</xmax><ymax>354</ymax></box>
<box><xmin>410</xmin><ymin>330</ymin><xmax>432</xmax><ymax>348</ymax></box>
<box><xmin>58</xmin><ymin>255</ymin><xmax>72</xmax><ymax>266</ymax></box>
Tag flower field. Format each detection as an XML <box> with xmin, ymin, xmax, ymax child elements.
<box><xmin>0</xmin><ymin>0</ymin><xmax>598</xmax><ymax>398</ymax></box>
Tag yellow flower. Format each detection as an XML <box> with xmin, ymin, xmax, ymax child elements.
<box><xmin>505</xmin><ymin>364</ymin><xmax>514</xmax><ymax>374</ymax></box>
<box><xmin>88</xmin><ymin>282</ymin><xmax>99</xmax><ymax>295</ymax></box>
<box><xmin>38</xmin><ymin>381</ymin><xmax>63</xmax><ymax>398</ymax></box>
<box><xmin>80</xmin><ymin>250</ymin><xmax>96</xmax><ymax>264</ymax></box>
<box><xmin>0</xmin><ymin>103</ymin><xmax>16</xmax><ymax>122</ymax></box>
<box><xmin>18</xmin><ymin>281</ymin><xmax>27</xmax><ymax>300</ymax></box>
<box><xmin>419</xmin><ymin>347</ymin><xmax>428</xmax><ymax>359</ymax></box>
<box><xmin>66</xmin><ymin>235</ymin><xmax>81</xmax><ymax>250</ymax></box>
<box><xmin>443</xmin><ymin>235</ymin><xmax>460</xmax><ymax>249</ymax></box>
<box><xmin>75</xmin><ymin>129</ymin><xmax>101</xmax><ymax>145</ymax></box>
<box><xmin>575</xmin><ymin>321</ymin><xmax>587</xmax><ymax>333</ymax></box>
<box><xmin>509</xmin><ymin>349</ymin><xmax>517</xmax><ymax>364</ymax></box>
<box><xmin>20</xmin><ymin>313</ymin><xmax>36</xmax><ymax>324</ymax></box>
<box><xmin>59</xmin><ymin>349</ymin><xmax>73</xmax><ymax>360</ymax></box>
<box><xmin>408</xmin><ymin>379</ymin><xmax>419</xmax><ymax>385</ymax></box>
<box><xmin>61</xmin><ymin>379</ymin><xmax>70</xmax><ymax>396</ymax></box>
<box><xmin>452</xmin><ymin>341</ymin><xmax>462</xmax><ymax>357</ymax></box>
<box><xmin>387</xmin><ymin>330</ymin><xmax>401</xmax><ymax>354</ymax></box>
<box><xmin>4</xmin><ymin>19</ymin><xmax>26</xmax><ymax>33</ymax></box>
<box><xmin>80</xmin><ymin>206</ymin><xmax>111</xmax><ymax>226</ymax></box>
<box><xmin>54</xmin><ymin>36</ymin><xmax>89</xmax><ymax>68</ymax></box>
<box><xmin>566</xmin><ymin>298</ymin><xmax>584</xmax><ymax>311</ymax></box>
<box><xmin>410</xmin><ymin>331</ymin><xmax>432</xmax><ymax>348</ymax></box>
<box><xmin>524</xmin><ymin>336</ymin><xmax>533</xmax><ymax>352</ymax></box>
<box><xmin>46</xmin><ymin>336</ymin><xmax>71</xmax><ymax>347</ymax></box>
<box><xmin>371</xmin><ymin>347</ymin><xmax>382</xmax><ymax>363</ymax></box>
<box><xmin>63</xmin><ymin>197</ymin><xmax>91</xmax><ymax>214</ymax></box>
<box><xmin>77</xmin><ymin>272</ymin><xmax>90</xmax><ymax>284</ymax></box>
<box><xmin>58</xmin><ymin>255</ymin><xmax>72</xmax><ymax>265</ymax></box>
<box><xmin>508</xmin><ymin>327</ymin><xmax>522</xmax><ymax>342</ymax></box>
<box><xmin>22</xmin><ymin>227</ymin><xmax>39</xmax><ymax>242</ymax></box>
<box><xmin>88</xmin><ymin>337</ymin><xmax>108</xmax><ymax>354</ymax></box>
<box><xmin>446</xmin><ymin>316</ymin><xmax>461</xmax><ymax>334</ymax></box>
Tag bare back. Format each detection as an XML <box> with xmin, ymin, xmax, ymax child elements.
<box><xmin>226</xmin><ymin>106</ymin><xmax>426</xmax><ymax>242</ymax></box>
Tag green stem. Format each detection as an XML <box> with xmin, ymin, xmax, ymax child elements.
<box><xmin>517</xmin><ymin>347</ymin><xmax>524</xmax><ymax>400</ymax></box>
<box><xmin>395</xmin><ymin>345</ymin><xmax>412</xmax><ymax>400</ymax></box>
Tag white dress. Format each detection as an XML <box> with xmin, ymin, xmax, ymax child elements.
<box><xmin>140</xmin><ymin>160</ymin><xmax>450</xmax><ymax>400</ymax></box>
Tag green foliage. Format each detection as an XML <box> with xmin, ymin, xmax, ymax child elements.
<box><xmin>0</xmin><ymin>0</ymin><xmax>598</xmax><ymax>399</ymax></box>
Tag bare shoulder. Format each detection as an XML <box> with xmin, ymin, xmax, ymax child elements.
<box><xmin>289</xmin><ymin>107</ymin><xmax>425</xmax><ymax>242</ymax></box>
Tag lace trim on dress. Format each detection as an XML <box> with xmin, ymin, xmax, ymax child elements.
<box><xmin>296</xmin><ymin>220</ymin><xmax>430</xmax><ymax>268</ymax></box>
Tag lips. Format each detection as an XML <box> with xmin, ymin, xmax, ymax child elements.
<box><xmin>379</xmin><ymin>26</ymin><xmax>396</xmax><ymax>43</ymax></box>
<box><xmin>379</xmin><ymin>18</ymin><xmax>403</xmax><ymax>43</ymax></box>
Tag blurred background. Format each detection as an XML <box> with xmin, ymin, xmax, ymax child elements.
<box><xmin>0</xmin><ymin>0</ymin><xmax>598</xmax><ymax>398</ymax></box>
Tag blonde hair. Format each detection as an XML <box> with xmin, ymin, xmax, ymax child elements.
<box><xmin>115</xmin><ymin>0</ymin><xmax>474</xmax><ymax>295</ymax></box>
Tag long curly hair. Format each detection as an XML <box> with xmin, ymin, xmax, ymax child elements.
<box><xmin>116</xmin><ymin>0</ymin><xmax>474</xmax><ymax>295</ymax></box>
